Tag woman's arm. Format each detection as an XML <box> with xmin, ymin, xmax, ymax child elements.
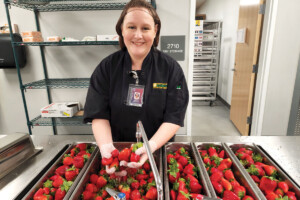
<box><xmin>92</xmin><ymin>119</ymin><xmax>113</xmax><ymax>147</ymax></box>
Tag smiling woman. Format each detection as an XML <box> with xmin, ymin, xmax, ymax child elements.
<box><xmin>84</xmin><ymin>0</ymin><xmax>189</xmax><ymax>173</ymax></box>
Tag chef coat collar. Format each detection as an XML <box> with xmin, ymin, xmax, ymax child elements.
<box><xmin>124</xmin><ymin>47</ymin><xmax>154</xmax><ymax>73</ymax></box>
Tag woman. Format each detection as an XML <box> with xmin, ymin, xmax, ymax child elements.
<box><xmin>84</xmin><ymin>0</ymin><xmax>189</xmax><ymax>171</ymax></box>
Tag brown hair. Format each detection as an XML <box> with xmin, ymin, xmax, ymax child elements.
<box><xmin>116</xmin><ymin>0</ymin><xmax>161</xmax><ymax>49</ymax></box>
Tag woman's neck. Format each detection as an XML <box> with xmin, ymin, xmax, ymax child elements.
<box><xmin>131</xmin><ymin>58</ymin><xmax>144</xmax><ymax>71</ymax></box>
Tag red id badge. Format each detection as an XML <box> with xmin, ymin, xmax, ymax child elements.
<box><xmin>126</xmin><ymin>84</ymin><xmax>145</xmax><ymax>107</ymax></box>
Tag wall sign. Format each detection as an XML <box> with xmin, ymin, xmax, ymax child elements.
<box><xmin>160</xmin><ymin>35</ymin><xmax>185</xmax><ymax>61</ymax></box>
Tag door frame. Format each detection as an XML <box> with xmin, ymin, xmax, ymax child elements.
<box><xmin>251</xmin><ymin>0</ymin><xmax>279</xmax><ymax>136</ymax></box>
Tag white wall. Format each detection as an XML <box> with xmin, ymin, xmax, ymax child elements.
<box><xmin>197</xmin><ymin>0</ymin><xmax>240</xmax><ymax>104</ymax></box>
<box><xmin>0</xmin><ymin>0</ymin><xmax>191</xmax><ymax>135</ymax></box>
<box><xmin>260</xmin><ymin>0</ymin><xmax>300</xmax><ymax>136</ymax></box>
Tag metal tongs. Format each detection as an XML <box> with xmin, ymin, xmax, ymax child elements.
<box><xmin>136</xmin><ymin>120</ymin><xmax>163</xmax><ymax>200</ymax></box>
<box><xmin>105</xmin><ymin>187</ymin><xmax>126</xmax><ymax>200</ymax></box>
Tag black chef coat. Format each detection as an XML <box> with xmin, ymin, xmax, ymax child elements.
<box><xmin>84</xmin><ymin>47</ymin><xmax>189</xmax><ymax>142</ymax></box>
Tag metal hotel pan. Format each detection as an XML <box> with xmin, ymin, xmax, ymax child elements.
<box><xmin>70</xmin><ymin>142</ymin><xmax>163</xmax><ymax>200</ymax></box>
<box><xmin>164</xmin><ymin>142</ymin><xmax>212</xmax><ymax>200</ymax></box>
<box><xmin>20</xmin><ymin>142</ymin><xmax>98</xmax><ymax>200</ymax></box>
<box><xmin>224</xmin><ymin>143</ymin><xmax>300</xmax><ymax>200</ymax></box>
<box><xmin>193</xmin><ymin>142</ymin><xmax>262</xmax><ymax>200</ymax></box>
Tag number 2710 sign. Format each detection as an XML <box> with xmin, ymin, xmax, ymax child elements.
<box><xmin>160</xmin><ymin>35</ymin><xmax>185</xmax><ymax>61</ymax></box>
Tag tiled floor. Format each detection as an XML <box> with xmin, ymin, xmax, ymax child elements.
<box><xmin>191</xmin><ymin>100</ymin><xmax>241</xmax><ymax>136</ymax></box>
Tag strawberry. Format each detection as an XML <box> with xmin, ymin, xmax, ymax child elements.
<box><xmin>177</xmin><ymin>191</ymin><xmax>190</xmax><ymax>200</ymax></box>
<box><xmin>130</xmin><ymin>152</ymin><xmax>140</xmax><ymax>162</ymax></box>
<box><xmin>223</xmin><ymin>190</ymin><xmax>240</xmax><ymax>200</ymax></box>
<box><xmin>247</xmin><ymin>164</ymin><xmax>265</xmax><ymax>177</ymax></box>
<box><xmin>210</xmin><ymin>170</ymin><xmax>223</xmax><ymax>182</ymax></box>
<box><xmin>286</xmin><ymin>191</ymin><xmax>297</xmax><ymax>200</ymax></box>
<box><xmin>55</xmin><ymin>165</ymin><xmax>69</xmax><ymax>176</ymax></box>
<box><xmin>170</xmin><ymin>189</ymin><xmax>177</xmax><ymax>200</ymax></box>
<box><xmin>143</xmin><ymin>160</ymin><xmax>151</xmax><ymax>171</ymax></box>
<box><xmin>111</xmin><ymin>149</ymin><xmax>119</xmax><ymax>158</ymax></box>
<box><xmin>33</xmin><ymin>188</ymin><xmax>44</xmax><ymax>199</ymax></box>
<box><xmin>63</xmin><ymin>156</ymin><xmax>73</xmax><ymax>166</ymax></box>
<box><xmin>236</xmin><ymin>148</ymin><xmax>246</xmax><ymax>153</ymax></box>
<box><xmin>252</xmin><ymin>153</ymin><xmax>263</xmax><ymax>162</ymax></box>
<box><xmin>274</xmin><ymin>188</ymin><xmax>284</xmax><ymax>196</ymax></box>
<box><xmin>263</xmin><ymin>165</ymin><xmax>277</xmax><ymax>177</ymax></box>
<box><xmin>130</xmin><ymin>189</ymin><xmax>141</xmax><ymax>199</ymax></box>
<box><xmin>251</xmin><ymin>175</ymin><xmax>260</xmax><ymax>183</ymax></box>
<box><xmin>95</xmin><ymin>196</ymin><xmax>103</xmax><ymax>200</ymax></box>
<box><xmin>212</xmin><ymin>181</ymin><xmax>224</xmax><ymax>194</ymax></box>
<box><xmin>217</xmin><ymin>163</ymin><xmax>228</xmax><ymax>171</ymax></box>
<box><xmin>177</xmin><ymin>155</ymin><xmax>188</xmax><ymax>167</ymax></box>
<box><xmin>237</xmin><ymin>152</ymin><xmax>248</xmax><ymax>160</ymax></box>
<box><xmin>76</xmin><ymin>143</ymin><xmax>87</xmax><ymax>151</ymax></box>
<box><xmin>96</xmin><ymin>176</ymin><xmax>107</xmax><ymax>188</ymax></box>
<box><xmin>245</xmin><ymin>155</ymin><xmax>254</xmax><ymax>167</ymax></box>
<box><xmin>43</xmin><ymin>179</ymin><xmax>53</xmax><ymax>188</ymax></box>
<box><xmin>65</xmin><ymin>166</ymin><xmax>78</xmax><ymax>181</ymax></box>
<box><xmin>245</xmin><ymin>149</ymin><xmax>253</xmax><ymax>155</ymax></box>
<box><xmin>233</xmin><ymin>185</ymin><xmax>246</xmax><ymax>198</ymax></box>
<box><xmin>70</xmin><ymin>147</ymin><xmax>80</xmax><ymax>157</ymax></box>
<box><xmin>101</xmin><ymin>156</ymin><xmax>113</xmax><ymax>166</ymax></box>
<box><xmin>230</xmin><ymin>180</ymin><xmax>240</xmax><ymax>189</ymax></box>
<box><xmin>190</xmin><ymin>193</ymin><xmax>204</xmax><ymax>200</ymax></box>
<box><xmin>119</xmin><ymin>184</ymin><xmax>131</xmax><ymax>199</ymax></box>
<box><xmin>218</xmin><ymin>150</ymin><xmax>225</xmax><ymax>158</ymax></box>
<box><xmin>208</xmin><ymin>147</ymin><xmax>218</xmax><ymax>157</ymax></box>
<box><xmin>265</xmin><ymin>191</ymin><xmax>278</xmax><ymax>200</ymax></box>
<box><xmin>242</xmin><ymin>196</ymin><xmax>254</xmax><ymax>200</ymax></box>
<box><xmin>220</xmin><ymin>158</ymin><xmax>232</xmax><ymax>168</ymax></box>
<box><xmin>73</xmin><ymin>156</ymin><xmax>85</xmax><ymax>169</ymax></box>
<box><xmin>203</xmin><ymin>157</ymin><xmax>211</xmax><ymax>165</ymax></box>
<box><xmin>52</xmin><ymin>176</ymin><xmax>64</xmax><ymax>188</ymax></box>
<box><xmin>136</xmin><ymin>174</ymin><xmax>149</xmax><ymax>181</ymax></box>
<box><xmin>167</xmin><ymin>154</ymin><xmax>176</xmax><ymax>164</ymax></box>
<box><xmin>50</xmin><ymin>188</ymin><xmax>56</xmax><ymax>196</ymax></box>
<box><xmin>131</xmin><ymin>181</ymin><xmax>140</xmax><ymax>190</ymax></box>
<box><xmin>43</xmin><ymin>187</ymin><xmax>50</xmax><ymax>195</ymax></box>
<box><xmin>118</xmin><ymin>148</ymin><xmax>131</xmax><ymax>162</ymax></box>
<box><xmin>189</xmin><ymin>181</ymin><xmax>202</xmax><ymax>193</ymax></box>
<box><xmin>277</xmin><ymin>181</ymin><xmax>289</xmax><ymax>193</ymax></box>
<box><xmin>224</xmin><ymin>170</ymin><xmax>235</xmax><ymax>181</ymax></box>
<box><xmin>183</xmin><ymin>164</ymin><xmax>197</xmax><ymax>177</ymax></box>
<box><xmin>55</xmin><ymin>187</ymin><xmax>66</xmax><ymax>200</ymax></box>
<box><xmin>109</xmin><ymin>157</ymin><xmax>119</xmax><ymax>170</ymax></box>
<box><xmin>185</xmin><ymin>174</ymin><xmax>199</xmax><ymax>183</ymax></box>
<box><xmin>85</xmin><ymin>183</ymin><xmax>97</xmax><ymax>193</ymax></box>
<box><xmin>198</xmin><ymin>149</ymin><xmax>208</xmax><ymax>158</ymax></box>
<box><xmin>220</xmin><ymin>177</ymin><xmax>233</xmax><ymax>191</ymax></box>
<box><xmin>89</xmin><ymin>174</ymin><xmax>98</xmax><ymax>185</ymax></box>
<box><xmin>140</xmin><ymin>179</ymin><xmax>147</xmax><ymax>189</ymax></box>
<box><xmin>259</xmin><ymin>176</ymin><xmax>277</xmax><ymax>192</ymax></box>
<box><xmin>82</xmin><ymin>190</ymin><xmax>93</xmax><ymax>200</ymax></box>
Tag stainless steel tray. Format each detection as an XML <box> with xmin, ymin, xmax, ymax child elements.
<box><xmin>20</xmin><ymin>142</ymin><xmax>97</xmax><ymax>200</ymax></box>
<box><xmin>70</xmin><ymin>142</ymin><xmax>163</xmax><ymax>200</ymax></box>
<box><xmin>194</xmin><ymin>142</ymin><xmax>262</xmax><ymax>200</ymax></box>
<box><xmin>224</xmin><ymin>143</ymin><xmax>300</xmax><ymax>200</ymax></box>
<box><xmin>164</xmin><ymin>142</ymin><xmax>212</xmax><ymax>200</ymax></box>
<box><xmin>0</xmin><ymin>134</ymin><xmax>43</xmax><ymax>180</ymax></box>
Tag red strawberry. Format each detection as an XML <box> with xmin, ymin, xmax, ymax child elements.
<box><xmin>247</xmin><ymin>164</ymin><xmax>265</xmax><ymax>177</ymax></box>
<box><xmin>185</xmin><ymin>174</ymin><xmax>199</xmax><ymax>183</ymax></box>
<box><xmin>119</xmin><ymin>184</ymin><xmax>131</xmax><ymax>199</ymax></box>
<box><xmin>183</xmin><ymin>164</ymin><xmax>197</xmax><ymax>176</ymax></box>
<box><xmin>101</xmin><ymin>156</ymin><xmax>113</xmax><ymax>166</ymax></box>
<box><xmin>170</xmin><ymin>189</ymin><xmax>177</xmax><ymax>200</ymax></box>
<box><xmin>265</xmin><ymin>191</ymin><xmax>278</xmax><ymax>200</ymax></box>
<box><xmin>143</xmin><ymin>160</ymin><xmax>151</xmax><ymax>171</ymax></box>
<box><xmin>217</xmin><ymin>163</ymin><xmax>228</xmax><ymax>171</ymax></box>
<box><xmin>82</xmin><ymin>190</ymin><xmax>93</xmax><ymax>200</ymax></box>
<box><xmin>220</xmin><ymin>177</ymin><xmax>233</xmax><ymax>191</ymax></box>
<box><xmin>85</xmin><ymin>183</ymin><xmax>97</xmax><ymax>193</ymax></box>
<box><xmin>245</xmin><ymin>155</ymin><xmax>255</xmax><ymax>167</ymax></box>
<box><xmin>145</xmin><ymin>186</ymin><xmax>157</xmax><ymax>200</ymax></box>
<box><xmin>198</xmin><ymin>149</ymin><xmax>208</xmax><ymax>157</ymax></box>
<box><xmin>237</xmin><ymin>152</ymin><xmax>248</xmax><ymax>160</ymax></box>
<box><xmin>242</xmin><ymin>196</ymin><xmax>254</xmax><ymax>200</ymax></box>
<box><xmin>140</xmin><ymin>179</ymin><xmax>147</xmax><ymax>188</ymax></box>
<box><xmin>118</xmin><ymin>148</ymin><xmax>131</xmax><ymax>162</ymax></box>
<box><xmin>167</xmin><ymin>154</ymin><xmax>176</xmax><ymax>164</ymax></box>
<box><xmin>127</xmin><ymin>168</ymin><xmax>138</xmax><ymax>176</ymax></box>
<box><xmin>52</xmin><ymin>176</ymin><xmax>64</xmax><ymax>188</ymax></box>
<box><xmin>111</xmin><ymin>149</ymin><xmax>119</xmax><ymax>158</ymax></box>
<box><xmin>277</xmin><ymin>181</ymin><xmax>289</xmax><ymax>193</ymax></box>
<box><xmin>220</xmin><ymin>158</ymin><xmax>232</xmax><ymax>168</ymax></box>
<box><xmin>131</xmin><ymin>181</ymin><xmax>139</xmax><ymax>190</ymax></box>
<box><xmin>96</xmin><ymin>176</ymin><xmax>107</xmax><ymax>188</ymax></box>
<box><xmin>203</xmin><ymin>157</ymin><xmax>211</xmax><ymax>165</ymax></box>
<box><xmin>76</xmin><ymin>143</ymin><xmax>87</xmax><ymax>151</ymax></box>
<box><xmin>210</xmin><ymin>170</ymin><xmax>223</xmax><ymax>182</ymax></box>
<box><xmin>63</xmin><ymin>156</ymin><xmax>73</xmax><ymax>166</ymax></box>
<box><xmin>33</xmin><ymin>188</ymin><xmax>44</xmax><ymax>199</ymax></box>
<box><xmin>130</xmin><ymin>152</ymin><xmax>140</xmax><ymax>162</ymax></box>
<box><xmin>136</xmin><ymin>174</ymin><xmax>149</xmax><ymax>181</ymax></box>
<box><xmin>130</xmin><ymin>189</ymin><xmax>141</xmax><ymax>199</ymax></box>
<box><xmin>55</xmin><ymin>165</ymin><xmax>69</xmax><ymax>176</ymax></box>
<box><xmin>259</xmin><ymin>176</ymin><xmax>277</xmax><ymax>192</ymax></box>
<box><xmin>189</xmin><ymin>181</ymin><xmax>202</xmax><ymax>193</ymax></box>
<box><xmin>89</xmin><ymin>174</ymin><xmax>98</xmax><ymax>185</ymax></box>
<box><xmin>233</xmin><ymin>185</ymin><xmax>246</xmax><ymax>198</ymax></box>
<box><xmin>263</xmin><ymin>165</ymin><xmax>277</xmax><ymax>177</ymax></box>
<box><xmin>95</xmin><ymin>196</ymin><xmax>103</xmax><ymax>200</ymax></box>
<box><xmin>236</xmin><ymin>148</ymin><xmax>246</xmax><ymax>153</ymax></box>
<box><xmin>223</xmin><ymin>190</ymin><xmax>240</xmax><ymax>200</ymax></box>
<box><xmin>212</xmin><ymin>181</ymin><xmax>224</xmax><ymax>194</ymax></box>
<box><xmin>218</xmin><ymin>150</ymin><xmax>225</xmax><ymax>158</ymax></box>
<box><xmin>286</xmin><ymin>191</ymin><xmax>297</xmax><ymax>200</ymax></box>
<box><xmin>245</xmin><ymin>149</ymin><xmax>253</xmax><ymax>155</ymax></box>
<box><xmin>251</xmin><ymin>175</ymin><xmax>260</xmax><ymax>183</ymax></box>
<box><xmin>190</xmin><ymin>193</ymin><xmax>204</xmax><ymax>200</ymax></box>
<box><xmin>109</xmin><ymin>157</ymin><xmax>119</xmax><ymax>170</ymax></box>
<box><xmin>224</xmin><ymin>170</ymin><xmax>235</xmax><ymax>181</ymax></box>
<box><xmin>55</xmin><ymin>187</ymin><xmax>66</xmax><ymax>200</ymax></box>
<box><xmin>177</xmin><ymin>155</ymin><xmax>188</xmax><ymax>167</ymax></box>
<box><xmin>70</xmin><ymin>147</ymin><xmax>80</xmax><ymax>157</ymax></box>
<box><xmin>274</xmin><ymin>188</ymin><xmax>284</xmax><ymax>196</ymax></box>
<box><xmin>65</xmin><ymin>167</ymin><xmax>77</xmax><ymax>181</ymax></box>
<box><xmin>73</xmin><ymin>156</ymin><xmax>85</xmax><ymax>169</ymax></box>
<box><xmin>230</xmin><ymin>180</ymin><xmax>240</xmax><ymax>189</ymax></box>
<box><xmin>208</xmin><ymin>147</ymin><xmax>218</xmax><ymax>157</ymax></box>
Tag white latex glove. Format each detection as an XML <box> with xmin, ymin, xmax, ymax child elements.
<box><xmin>127</xmin><ymin>141</ymin><xmax>157</xmax><ymax>168</ymax></box>
<box><xmin>100</xmin><ymin>143</ymin><xmax>116</xmax><ymax>159</ymax></box>
<box><xmin>105</xmin><ymin>165</ymin><xmax>116</xmax><ymax>174</ymax></box>
<box><xmin>115</xmin><ymin>170</ymin><xmax>127</xmax><ymax>177</ymax></box>
<box><xmin>120</xmin><ymin>161</ymin><xmax>128</xmax><ymax>167</ymax></box>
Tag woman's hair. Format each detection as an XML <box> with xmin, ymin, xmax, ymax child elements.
<box><xmin>116</xmin><ymin>0</ymin><xmax>161</xmax><ymax>49</ymax></box>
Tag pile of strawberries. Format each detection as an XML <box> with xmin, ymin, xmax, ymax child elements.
<box><xmin>198</xmin><ymin>145</ymin><xmax>254</xmax><ymax>200</ymax></box>
<box><xmin>167</xmin><ymin>147</ymin><xmax>204</xmax><ymax>200</ymax></box>
<box><xmin>80</xmin><ymin>142</ymin><xmax>158</xmax><ymax>200</ymax></box>
<box><xmin>234</xmin><ymin>147</ymin><xmax>298</xmax><ymax>200</ymax></box>
<box><xmin>32</xmin><ymin>143</ymin><xmax>95</xmax><ymax>200</ymax></box>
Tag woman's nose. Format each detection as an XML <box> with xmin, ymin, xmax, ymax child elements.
<box><xmin>134</xmin><ymin>29</ymin><xmax>143</xmax><ymax>38</ymax></box>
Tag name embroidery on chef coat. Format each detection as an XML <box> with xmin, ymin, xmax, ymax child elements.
<box><xmin>153</xmin><ymin>83</ymin><xmax>167</xmax><ymax>89</ymax></box>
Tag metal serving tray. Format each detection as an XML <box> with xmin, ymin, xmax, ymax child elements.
<box><xmin>0</xmin><ymin>134</ymin><xmax>42</xmax><ymax>180</ymax></box>
<box><xmin>224</xmin><ymin>143</ymin><xmax>300</xmax><ymax>200</ymax></box>
<box><xmin>164</xmin><ymin>142</ymin><xmax>212</xmax><ymax>200</ymax></box>
<box><xmin>70</xmin><ymin>142</ymin><xmax>163</xmax><ymax>200</ymax></box>
<box><xmin>194</xmin><ymin>142</ymin><xmax>262</xmax><ymax>200</ymax></box>
<box><xmin>20</xmin><ymin>142</ymin><xmax>97</xmax><ymax>200</ymax></box>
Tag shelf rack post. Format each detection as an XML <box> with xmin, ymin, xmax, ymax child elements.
<box><xmin>4</xmin><ymin>0</ymin><xmax>32</xmax><ymax>135</ymax></box>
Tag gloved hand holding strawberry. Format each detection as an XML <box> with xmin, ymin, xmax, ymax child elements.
<box><xmin>127</xmin><ymin>141</ymin><xmax>157</xmax><ymax>168</ymax></box>
<box><xmin>100</xmin><ymin>143</ymin><xmax>120</xmax><ymax>174</ymax></box>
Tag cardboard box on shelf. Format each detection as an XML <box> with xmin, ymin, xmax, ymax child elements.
<box><xmin>0</xmin><ymin>24</ymin><xmax>19</xmax><ymax>34</ymax></box>
<box><xmin>22</xmin><ymin>37</ymin><xmax>44</xmax><ymax>42</ymax></box>
<box><xmin>47</xmin><ymin>36</ymin><xmax>61</xmax><ymax>42</ymax></box>
<box><xmin>21</xmin><ymin>31</ymin><xmax>42</xmax><ymax>38</ymax></box>
<box><xmin>41</xmin><ymin>102</ymin><xmax>80</xmax><ymax>117</ymax></box>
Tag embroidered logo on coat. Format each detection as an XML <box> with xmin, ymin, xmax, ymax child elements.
<box><xmin>153</xmin><ymin>83</ymin><xmax>167</xmax><ymax>89</ymax></box>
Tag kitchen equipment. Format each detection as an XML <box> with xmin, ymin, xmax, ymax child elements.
<box><xmin>105</xmin><ymin>187</ymin><xmax>126</xmax><ymax>200</ymax></box>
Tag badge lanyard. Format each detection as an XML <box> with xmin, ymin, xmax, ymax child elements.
<box><xmin>126</xmin><ymin>71</ymin><xmax>145</xmax><ymax>107</ymax></box>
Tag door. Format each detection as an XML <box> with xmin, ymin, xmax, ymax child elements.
<box><xmin>230</xmin><ymin>0</ymin><xmax>265</xmax><ymax>136</ymax></box>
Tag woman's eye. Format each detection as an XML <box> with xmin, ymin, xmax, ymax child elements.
<box><xmin>143</xmin><ymin>27</ymin><xmax>150</xmax><ymax>30</ymax></box>
<box><xmin>128</xmin><ymin>26</ymin><xmax>135</xmax><ymax>29</ymax></box>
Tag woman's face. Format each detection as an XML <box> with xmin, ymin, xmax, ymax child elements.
<box><xmin>122</xmin><ymin>7</ymin><xmax>157</xmax><ymax>60</ymax></box>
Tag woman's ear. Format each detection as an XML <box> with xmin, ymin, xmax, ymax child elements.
<box><xmin>154</xmin><ymin>24</ymin><xmax>158</xmax><ymax>34</ymax></box>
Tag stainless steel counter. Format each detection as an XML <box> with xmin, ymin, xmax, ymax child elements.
<box><xmin>0</xmin><ymin>135</ymin><xmax>299</xmax><ymax>200</ymax></box>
